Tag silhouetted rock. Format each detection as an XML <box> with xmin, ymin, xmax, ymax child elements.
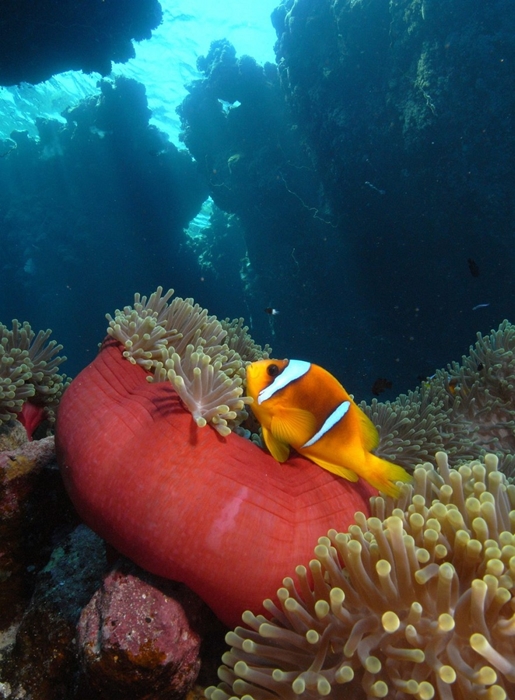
<box><xmin>0</xmin><ymin>0</ymin><xmax>162</xmax><ymax>86</ymax></box>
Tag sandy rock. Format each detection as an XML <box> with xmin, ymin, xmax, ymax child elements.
<box><xmin>77</xmin><ymin>563</ymin><xmax>204</xmax><ymax>699</ymax></box>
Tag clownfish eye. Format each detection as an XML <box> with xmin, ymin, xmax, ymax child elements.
<box><xmin>267</xmin><ymin>363</ymin><xmax>279</xmax><ymax>377</ymax></box>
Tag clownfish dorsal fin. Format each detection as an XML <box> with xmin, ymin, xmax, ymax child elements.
<box><xmin>309</xmin><ymin>455</ymin><xmax>360</xmax><ymax>482</ymax></box>
<box><xmin>358</xmin><ymin>410</ymin><xmax>380</xmax><ymax>451</ymax></box>
<box><xmin>271</xmin><ymin>407</ymin><xmax>317</xmax><ymax>447</ymax></box>
<box><xmin>262</xmin><ymin>426</ymin><xmax>290</xmax><ymax>462</ymax></box>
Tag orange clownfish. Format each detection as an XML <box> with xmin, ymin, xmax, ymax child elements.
<box><xmin>246</xmin><ymin>358</ymin><xmax>412</xmax><ymax>498</ymax></box>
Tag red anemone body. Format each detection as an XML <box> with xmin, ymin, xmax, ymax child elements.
<box><xmin>56</xmin><ymin>340</ymin><xmax>375</xmax><ymax>627</ymax></box>
<box><xmin>18</xmin><ymin>400</ymin><xmax>46</xmax><ymax>440</ymax></box>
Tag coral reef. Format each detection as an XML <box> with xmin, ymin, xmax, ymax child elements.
<box><xmin>0</xmin><ymin>320</ymin><xmax>68</xmax><ymax>430</ymax></box>
<box><xmin>363</xmin><ymin>320</ymin><xmax>515</xmax><ymax>479</ymax></box>
<box><xmin>208</xmin><ymin>452</ymin><xmax>515</xmax><ymax>700</ymax></box>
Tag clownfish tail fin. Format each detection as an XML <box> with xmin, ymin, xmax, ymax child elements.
<box><xmin>364</xmin><ymin>453</ymin><xmax>413</xmax><ymax>499</ymax></box>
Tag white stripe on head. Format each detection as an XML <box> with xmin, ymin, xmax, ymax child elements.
<box><xmin>258</xmin><ymin>359</ymin><xmax>311</xmax><ymax>404</ymax></box>
<box><xmin>302</xmin><ymin>400</ymin><xmax>350</xmax><ymax>447</ymax></box>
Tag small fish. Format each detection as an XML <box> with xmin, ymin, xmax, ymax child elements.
<box><xmin>467</xmin><ymin>258</ymin><xmax>480</xmax><ymax>277</ymax></box>
<box><xmin>246</xmin><ymin>358</ymin><xmax>412</xmax><ymax>497</ymax></box>
<box><xmin>371</xmin><ymin>377</ymin><xmax>392</xmax><ymax>396</ymax></box>
<box><xmin>472</xmin><ymin>303</ymin><xmax>489</xmax><ymax>311</ymax></box>
<box><xmin>446</xmin><ymin>376</ymin><xmax>459</xmax><ymax>395</ymax></box>
<box><xmin>419</xmin><ymin>372</ymin><xmax>436</xmax><ymax>391</ymax></box>
<box><xmin>264</xmin><ymin>307</ymin><xmax>279</xmax><ymax>316</ymax></box>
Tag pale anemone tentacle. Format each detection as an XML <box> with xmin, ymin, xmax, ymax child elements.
<box><xmin>361</xmin><ymin>319</ymin><xmax>515</xmax><ymax>480</ymax></box>
<box><xmin>152</xmin><ymin>344</ymin><xmax>252</xmax><ymax>437</ymax></box>
<box><xmin>206</xmin><ymin>452</ymin><xmax>515</xmax><ymax>700</ymax></box>
<box><xmin>221</xmin><ymin>317</ymin><xmax>272</xmax><ymax>363</ymax></box>
<box><xmin>105</xmin><ymin>286</ymin><xmax>181</xmax><ymax>369</ymax></box>
<box><xmin>0</xmin><ymin>320</ymin><xmax>68</xmax><ymax>424</ymax></box>
<box><xmin>27</xmin><ymin>327</ymin><xmax>67</xmax><ymax>398</ymax></box>
<box><xmin>105</xmin><ymin>288</ymin><xmax>267</xmax><ymax>435</ymax></box>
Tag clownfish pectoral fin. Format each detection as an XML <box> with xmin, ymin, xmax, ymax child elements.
<box><xmin>262</xmin><ymin>426</ymin><xmax>290</xmax><ymax>462</ymax></box>
<box><xmin>270</xmin><ymin>408</ymin><xmax>317</xmax><ymax>447</ymax></box>
<box><xmin>308</xmin><ymin>455</ymin><xmax>360</xmax><ymax>483</ymax></box>
<box><xmin>358</xmin><ymin>410</ymin><xmax>380</xmax><ymax>452</ymax></box>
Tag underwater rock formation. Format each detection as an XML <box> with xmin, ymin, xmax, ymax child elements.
<box><xmin>0</xmin><ymin>432</ymin><xmax>67</xmax><ymax>630</ymax></box>
<box><xmin>273</xmin><ymin>0</ymin><xmax>515</xmax><ymax>254</ymax></box>
<box><xmin>1</xmin><ymin>525</ymin><xmax>106</xmax><ymax>700</ymax></box>
<box><xmin>177</xmin><ymin>40</ymin><xmax>342</xmax><ymax>371</ymax></box>
<box><xmin>269</xmin><ymin>0</ymin><xmax>515</xmax><ymax>393</ymax></box>
<box><xmin>0</xmin><ymin>76</ymin><xmax>208</xmax><ymax>378</ymax></box>
<box><xmin>0</xmin><ymin>0</ymin><xmax>162</xmax><ymax>85</ymax></box>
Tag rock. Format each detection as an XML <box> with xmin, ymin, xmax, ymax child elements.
<box><xmin>0</xmin><ymin>0</ymin><xmax>162</xmax><ymax>86</ymax></box>
<box><xmin>0</xmin><ymin>433</ymin><xmax>74</xmax><ymax>629</ymax></box>
<box><xmin>77</xmin><ymin>563</ymin><xmax>204</xmax><ymax>699</ymax></box>
<box><xmin>1</xmin><ymin>525</ymin><xmax>107</xmax><ymax>700</ymax></box>
<box><xmin>0</xmin><ymin>421</ymin><xmax>28</xmax><ymax>453</ymax></box>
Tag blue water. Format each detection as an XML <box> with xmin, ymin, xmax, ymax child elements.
<box><xmin>0</xmin><ymin>0</ymin><xmax>512</xmax><ymax>402</ymax></box>
<box><xmin>0</xmin><ymin>0</ymin><xmax>279</xmax><ymax>144</ymax></box>
<box><xmin>0</xmin><ymin>0</ymin><xmax>280</xmax><ymax>379</ymax></box>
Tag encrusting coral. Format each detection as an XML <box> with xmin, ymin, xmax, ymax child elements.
<box><xmin>0</xmin><ymin>320</ymin><xmax>68</xmax><ymax>425</ymax></box>
<box><xmin>207</xmin><ymin>451</ymin><xmax>515</xmax><ymax>700</ymax></box>
<box><xmin>362</xmin><ymin>320</ymin><xmax>515</xmax><ymax>480</ymax></box>
<box><xmin>106</xmin><ymin>286</ymin><xmax>270</xmax><ymax>436</ymax></box>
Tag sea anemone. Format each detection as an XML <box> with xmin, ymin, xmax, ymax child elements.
<box><xmin>220</xmin><ymin>317</ymin><xmax>272</xmax><ymax>363</ymax></box>
<box><xmin>152</xmin><ymin>344</ymin><xmax>250</xmax><ymax>436</ymax></box>
<box><xmin>207</xmin><ymin>451</ymin><xmax>515</xmax><ymax>700</ymax></box>
<box><xmin>0</xmin><ymin>320</ymin><xmax>67</xmax><ymax>427</ymax></box>
<box><xmin>59</xmin><ymin>288</ymin><xmax>515</xmax><ymax>640</ymax></box>
<box><xmin>362</xmin><ymin>320</ymin><xmax>515</xmax><ymax>480</ymax></box>
<box><xmin>105</xmin><ymin>287</ymin><xmax>269</xmax><ymax>434</ymax></box>
<box><xmin>56</xmin><ymin>334</ymin><xmax>374</xmax><ymax>627</ymax></box>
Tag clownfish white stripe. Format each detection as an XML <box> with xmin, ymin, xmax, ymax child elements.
<box><xmin>258</xmin><ymin>359</ymin><xmax>311</xmax><ymax>404</ymax></box>
<box><xmin>302</xmin><ymin>400</ymin><xmax>351</xmax><ymax>448</ymax></box>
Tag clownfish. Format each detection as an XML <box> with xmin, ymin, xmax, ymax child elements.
<box><xmin>246</xmin><ymin>358</ymin><xmax>412</xmax><ymax>498</ymax></box>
